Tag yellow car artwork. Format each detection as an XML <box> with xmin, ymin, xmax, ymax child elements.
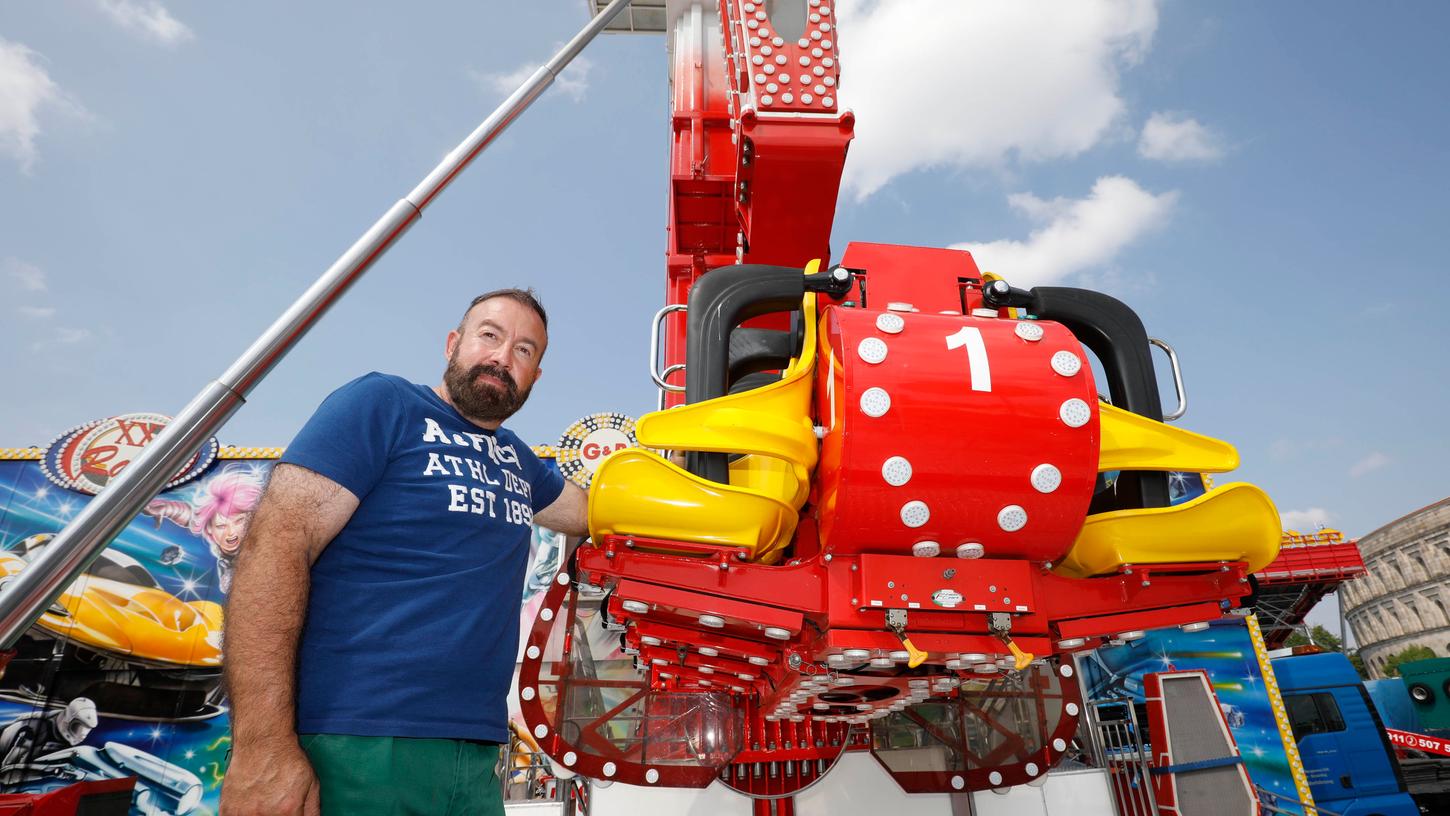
<box><xmin>0</xmin><ymin>534</ymin><xmax>223</xmax><ymax>668</ymax></box>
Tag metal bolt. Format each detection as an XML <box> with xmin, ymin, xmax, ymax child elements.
<box><xmin>851</xmin><ymin>564</ymin><xmax>858</xmax><ymax>571</ymax></box>
<box><xmin>720</xmin><ymin>562</ymin><xmax>729</xmax><ymax>571</ymax></box>
<box><xmin>943</xmin><ymin>569</ymin><xmax>956</xmax><ymax>579</ymax></box>
<box><xmin>605</xmin><ymin>550</ymin><xmax>615</xmax><ymax>559</ymax></box>
<box><xmin>851</xmin><ymin>597</ymin><xmax>858</xmax><ymax>605</ymax></box>
<box><xmin>824</xmin><ymin>553</ymin><xmax>833</xmax><ymax>562</ymax></box>
<box><xmin>887</xmin><ymin>581</ymin><xmax>895</xmax><ymax>588</ymax></box>
<box><xmin>1141</xmin><ymin>579</ymin><xmax>1151</xmax><ymax>588</ymax></box>
<box><xmin>900</xmin><ymin>593</ymin><xmax>908</xmax><ymax>601</ymax></box>
<box><xmin>788</xmin><ymin>654</ymin><xmax>803</xmax><ymax>669</ymax></box>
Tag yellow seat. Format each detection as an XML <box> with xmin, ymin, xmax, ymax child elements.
<box><xmin>1098</xmin><ymin>402</ymin><xmax>1239</xmax><ymax>474</ymax></box>
<box><xmin>586</xmin><ymin>267</ymin><xmax>823</xmax><ymax>561</ymax></box>
<box><xmin>1053</xmin><ymin>482</ymin><xmax>1281</xmax><ymax>578</ymax></box>
<box><xmin>634</xmin><ymin>288</ymin><xmax>820</xmax><ymax>508</ymax></box>
<box><xmin>588</xmin><ymin>449</ymin><xmax>798</xmax><ymax>561</ymax></box>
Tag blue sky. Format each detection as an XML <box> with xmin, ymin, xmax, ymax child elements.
<box><xmin>3</xmin><ymin>2</ymin><xmax>1447</xmax><ymax>633</ymax></box>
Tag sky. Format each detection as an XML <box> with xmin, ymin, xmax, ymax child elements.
<box><xmin>3</xmin><ymin>1</ymin><xmax>1448</xmax><ymax>635</ymax></box>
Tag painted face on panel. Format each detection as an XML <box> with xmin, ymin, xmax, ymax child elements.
<box><xmin>443</xmin><ymin>297</ymin><xmax>547</xmax><ymax>426</ymax></box>
<box><xmin>205</xmin><ymin>511</ymin><xmax>248</xmax><ymax>558</ymax></box>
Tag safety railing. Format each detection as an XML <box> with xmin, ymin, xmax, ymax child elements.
<box><xmin>500</xmin><ymin>741</ymin><xmax>590</xmax><ymax>815</ymax></box>
<box><xmin>1083</xmin><ymin>697</ymin><xmax>1157</xmax><ymax>816</ymax></box>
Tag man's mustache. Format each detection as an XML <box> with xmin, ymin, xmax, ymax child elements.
<box><xmin>469</xmin><ymin>364</ymin><xmax>517</xmax><ymax>393</ymax></box>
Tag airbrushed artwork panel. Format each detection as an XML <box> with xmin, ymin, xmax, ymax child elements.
<box><xmin>1077</xmin><ymin>619</ymin><xmax>1306</xmax><ymax>815</ymax></box>
<box><xmin>0</xmin><ymin>455</ymin><xmax>570</xmax><ymax>815</ymax></box>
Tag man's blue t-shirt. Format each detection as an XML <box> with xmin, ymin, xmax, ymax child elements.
<box><xmin>278</xmin><ymin>372</ymin><xmax>565</xmax><ymax>742</ymax></box>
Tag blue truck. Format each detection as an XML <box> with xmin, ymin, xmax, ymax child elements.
<box><xmin>1271</xmin><ymin>651</ymin><xmax>1449</xmax><ymax>815</ymax></box>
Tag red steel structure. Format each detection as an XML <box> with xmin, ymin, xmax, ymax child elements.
<box><xmin>530</xmin><ymin>3</ymin><xmax>1283</xmax><ymax>811</ymax></box>
<box><xmin>1253</xmin><ymin>529</ymin><xmax>1366</xmax><ymax>649</ymax></box>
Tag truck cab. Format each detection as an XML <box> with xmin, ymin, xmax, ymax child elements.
<box><xmin>1271</xmin><ymin>652</ymin><xmax>1419</xmax><ymax>816</ymax></box>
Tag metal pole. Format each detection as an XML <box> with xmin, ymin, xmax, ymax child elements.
<box><xmin>0</xmin><ymin>0</ymin><xmax>635</xmax><ymax>649</ymax></box>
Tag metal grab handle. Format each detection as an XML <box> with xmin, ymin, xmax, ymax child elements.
<box><xmin>1148</xmin><ymin>337</ymin><xmax>1187</xmax><ymax>422</ymax></box>
<box><xmin>649</xmin><ymin>304</ymin><xmax>688</xmax><ymax>393</ymax></box>
<box><xmin>656</xmin><ymin>364</ymin><xmax>686</xmax><ymax>411</ymax></box>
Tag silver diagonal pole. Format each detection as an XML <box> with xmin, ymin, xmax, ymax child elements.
<box><xmin>0</xmin><ymin>0</ymin><xmax>634</xmax><ymax>649</ymax></box>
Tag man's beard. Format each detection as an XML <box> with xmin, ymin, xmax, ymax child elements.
<box><xmin>443</xmin><ymin>355</ymin><xmax>532</xmax><ymax>424</ymax></box>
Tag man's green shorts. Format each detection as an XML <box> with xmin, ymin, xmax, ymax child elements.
<box><xmin>301</xmin><ymin>734</ymin><xmax>504</xmax><ymax>816</ymax></box>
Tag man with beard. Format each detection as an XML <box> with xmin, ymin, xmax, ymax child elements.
<box><xmin>220</xmin><ymin>289</ymin><xmax>588</xmax><ymax>816</ymax></box>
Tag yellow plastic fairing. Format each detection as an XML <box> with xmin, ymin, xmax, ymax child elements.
<box><xmin>587</xmin><ymin>449</ymin><xmax>798</xmax><ymax>561</ymax></box>
<box><xmin>1054</xmin><ymin>482</ymin><xmax>1281</xmax><ymax>578</ymax></box>
<box><xmin>1097</xmin><ymin>402</ymin><xmax>1240</xmax><ymax>474</ymax></box>
<box><xmin>587</xmin><ymin>266</ymin><xmax>824</xmax><ymax>561</ymax></box>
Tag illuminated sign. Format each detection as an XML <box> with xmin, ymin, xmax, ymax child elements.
<box><xmin>554</xmin><ymin>413</ymin><xmax>637</xmax><ymax>488</ymax></box>
<box><xmin>40</xmin><ymin>413</ymin><xmax>219</xmax><ymax>495</ymax></box>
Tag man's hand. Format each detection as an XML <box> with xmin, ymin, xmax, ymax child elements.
<box><xmin>220</xmin><ymin>738</ymin><xmax>319</xmax><ymax>816</ymax></box>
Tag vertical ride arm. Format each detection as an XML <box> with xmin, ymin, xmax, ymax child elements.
<box><xmin>660</xmin><ymin>0</ymin><xmax>854</xmax><ymax>406</ymax></box>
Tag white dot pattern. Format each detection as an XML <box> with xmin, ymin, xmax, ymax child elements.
<box><xmin>526</xmin><ymin>645</ymin><xmax>541</xmax><ymax>659</ymax></box>
<box><xmin>1031</xmin><ymin>464</ymin><xmax>1062</xmax><ymax>493</ymax></box>
<box><xmin>1053</xmin><ymin>738</ymin><xmax>1067</xmax><ymax>752</ymax></box>
<box><xmin>1060</xmin><ymin>398</ymin><xmax>1091</xmax><ymax>428</ymax></box>
<box><xmin>858</xmin><ymin>337</ymin><xmax>888</xmax><ymax>364</ymax></box>
<box><xmin>951</xmin><ymin>775</ymin><xmax>965</xmax><ymax>790</ymax></box>
<box><xmin>882</xmin><ymin>456</ymin><xmax>912</xmax><ymax>486</ymax></box>
<box><xmin>540</xmin><ymin>608</ymin><xmax>554</xmax><ymax>621</ymax></box>
<box><xmin>876</xmin><ymin>313</ymin><xmax>905</xmax><ymax>333</ymax></box>
<box><xmin>534</xmin><ymin>723</ymin><xmax>548</xmax><ymax>738</ymax></box>
<box><xmin>1051</xmin><ymin>350</ymin><xmax>1083</xmax><ymax>377</ymax></box>
<box><xmin>521</xmin><ymin>686</ymin><xmax>535</xmax><ymax>700</ymax></box>
<box><xmin>860</xmin><ymin>387</ymin><xmax>891</xmax><ymax>417</ymax></box>
<box><xmin>1026</xmin><ymin>763</ymin><xmax>1039</xmax><ymax>776</ymax></box>
<box><xmin>989</xmin><ymin>771</ymin><xmax>1003</xmax><ymax>785</ymax></box>
<box><xmin>901</xmin><ymin>500</ymin><xmax>930</xmax><ymax>528</ymax></box>
<box><xmin>998</xmin><ymin>505</ymin><xmax>1028</xmax><ymax>532</ymax></box>
<box><xmin>646</xmin><ymin>769</ymin><xmax>660</xmax><ymax>784</ymax></box>
<box><xmin>1066</xmin><ymin>703</ymin><xmax>1079</xmax><ymax>716</ymax></box>
<box><xmin>603</xmin><ymin>762</ymin><xmax>617</xmax><ymax>777</ymax></box>
<box><xmin>956</xmin><ymin>542</ymin><xmax>984</xmax><ymax>559</ymax></box>
<box><xmin>1060</xmin><ymin>664</ymin><xmax>1075</xmax><ymax>678</ymax></box>
<box><xmin>911</xmin><ymin>541</ymin><xmax>940</xmax><ymax>557</ymax></box>
<box><xmin>564</xmin><ymin>752</ymin><xmax>577</xmax><ymax>766</ymax></box>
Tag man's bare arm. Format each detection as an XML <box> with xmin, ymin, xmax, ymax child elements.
<box><xmin>533</xmin><ymin>481</ymin><xmax>588</xmax><ymax>537</ymax></box>
<box><xmin>219</xmin><ymin>464</ymin><xmax>357</xmax><ymax>816</ymax></box>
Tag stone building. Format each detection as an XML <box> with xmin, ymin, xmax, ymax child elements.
<box><xmin>1342</xmin><ymin>496</ymin><xmax>1450</xmax><ymax>678</ymax></box>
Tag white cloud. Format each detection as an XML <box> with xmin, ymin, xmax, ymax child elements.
<box><xmin>473</xmin><ymin>53</ymin><xmax>593</xmax><ymax>103</ymax></box>
<box><xmin>1349</xmin><ymin>451</ymin><xmax>1391</xmax><ymax>478</ymax></box>
<box><xmin>18</xmin><ymin>306</ymin><xmax>55</xmax><ymax>318</ymax></box>
<box><xmin>834</xmin><ymin>0</ymin><xmax>1159</xmax><ymax>199</ymax></box>
<box><xmin>30</xmin><ymin>327</ymin><xmax>92</xmax><ymax>352</ymax></box>
<box><xmin>4</xmin><ymin>257</ymin><xmax>47</xmax><ymax>291</ymax></box>
<box><xmin>1280</xmin><ymin>507</ymin><xmax>1333</xmax><ymax>532</ymax></box>
<box><xmin>96</xmin><ymin>0</ymin><xmax>194</xmax><ymax>46</ymax></box>
<box><xmin>1138</xmin><ymin>111</ymin><xmax>1223</xmax><ymax>161</ymax></box>
<box><xmin>950</xmin><ymin>176</ymin><xmax>1176</xmax><ymax>286</ymax></box>
<box><xmin>0</xmin><ymin>39</ymin><xmax>76</xmax><ymax>172</ymax></box>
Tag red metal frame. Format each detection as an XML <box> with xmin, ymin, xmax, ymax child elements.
<box><xmin>527</xmin><ymin>0</ymin><xmax>1280</xmax><ymax>799</ymax></box>
<box><xmin>663</xmin><ymin>1</ymin><xmax>854</xmax><ymax>407</ymax></box>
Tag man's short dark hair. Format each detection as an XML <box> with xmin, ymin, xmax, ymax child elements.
<box><xmin>461</xmin><ymin>288</ymin><xmax>548</xmax><ymax>331</ymax></box>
